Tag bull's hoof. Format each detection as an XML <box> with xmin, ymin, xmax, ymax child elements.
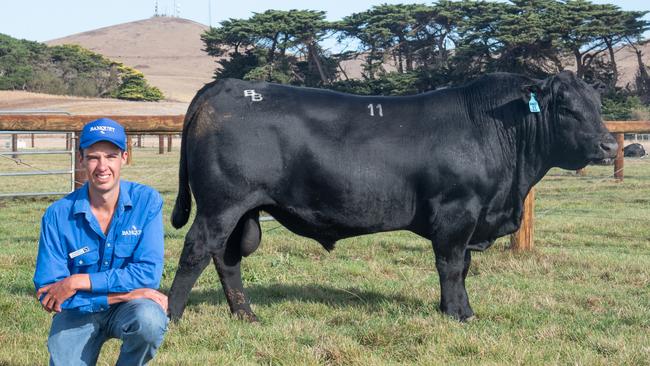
<box><xmin>167</xmin><ymin>306</ymin><xmax>185</xmax><ymax>322</ymax></box>
<box><xmin>464</xmin><ymin>315</ymin><xmax>477</xmax><ymax>322</ymax></box>
<box><xmin>440</xmin><ymin>304</ymin><xmax>474</xmax><ymax>322</ymax></box>
<box><xmin>233</xmin><ymin>309</ymin><xmax>259</xmax><ymax>323</ymax></box>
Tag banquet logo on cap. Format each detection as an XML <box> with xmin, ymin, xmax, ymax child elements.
<box><xmin>89</xmin><ymin>126</ymin><xmax>116</xmax><ymax>134</ymax></box>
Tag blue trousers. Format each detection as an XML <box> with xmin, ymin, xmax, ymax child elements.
<box><xmin>47</xmin><ymin>298</ymin><xmax>168</xmax><ymax>366</ymax></box>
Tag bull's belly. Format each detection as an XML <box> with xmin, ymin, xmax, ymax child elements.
<box><xmin>467</xmin><ymin>208</ymin><xmax>519</xmax><ymax>249</ymax></box>
<box><xmin>262</xmin><ymin>200</ymin><xmax>415</xmax><ymax>244</ymax></box>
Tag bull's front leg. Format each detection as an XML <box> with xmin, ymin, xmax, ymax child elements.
<box><xmin>433</xmin><ymin>245</ymin><xmax>474</xmax><ymax>321</ymax></box>
<box><xmin>430</xmin><ymin>216</ymin><xmax>477</xmax><ymax>321</ymax></box>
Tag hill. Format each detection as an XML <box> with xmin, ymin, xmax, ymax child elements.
<box><xmin>47</xmin><ymin>17</ymin><xmax>216</xmax><ymax>103</ymax></box>
<box><xmin>0</xmin><ymin>90</ymin><xmax>187</xmax><ymax>115</ymax></box>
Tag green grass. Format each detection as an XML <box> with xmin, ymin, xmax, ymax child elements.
<box><xmin>1</xmin><ymin>148</ymin><xmax>649</xmax><ymax>365</ymax></box>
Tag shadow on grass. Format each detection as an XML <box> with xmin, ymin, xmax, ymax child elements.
<box><xmin>183</xmin><ymin>283</ymin><xmax>427</xmax><ymax>313</ymax></box>
<box><xmin>7</xmin><ymin>282</ymin><xmax>36</xmax><ymax>297</ymax></box>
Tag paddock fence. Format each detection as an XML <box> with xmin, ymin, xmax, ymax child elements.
<box><xmin>0</xmin><ymin>114</ymin><xmax>648</xmax><ymax>251</ymax></box>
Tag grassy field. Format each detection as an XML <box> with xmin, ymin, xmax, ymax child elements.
<box><xmin>0</xmin><ymin>147</ymin><xmax>649</xmax><ymax>365</ymax></box>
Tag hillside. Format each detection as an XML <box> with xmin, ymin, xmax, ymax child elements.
<box><xmin>610</xmin><ymin>44</ymin><xmax>650</xmax><ymax>89</ymax></box>
<box><xmin>0</xmin><ymin>90</ymin><xmax>187</xmax><ymax>115</ymax></box>
<box><xmin>47</xmin><ymin>17</ymin><xmax>216</xmax><ymax>103</ymax></box>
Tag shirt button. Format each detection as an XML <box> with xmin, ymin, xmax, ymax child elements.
<box><xmin>106</xmin><ymin>243</ymin><xmax>111</xmax><ymax>247</ymax></box>
<box><xmin>79</xmin><ymin>260</ymin><xmax>84</xmax><ymax>264</ymax></box>
<box><xmin>104</xmin><ymin>261</ymin><xmax>109</xmax><ymax>265</ymax></box>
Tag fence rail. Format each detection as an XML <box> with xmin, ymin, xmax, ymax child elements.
<box><xmin>1</xmin><ymin>115</ymin><xmax>649</xmax><ymax>251</ymax></box>
<box><xmin>0</xmin><ymin>115</ymin><xmax>184</xmax><ymax>133</ymax></box>
<box><xmin>0</xmin><ymin>130</ymin><xmax>75</xmax><ymax>197</ymax></box>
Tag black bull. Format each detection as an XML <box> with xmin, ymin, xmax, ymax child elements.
<box><xmin>168</xmin><ymin>71</ymin><xmax>617</xmax><ymax>321</ymax></box>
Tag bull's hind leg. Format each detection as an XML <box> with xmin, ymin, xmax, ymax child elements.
<box><xmin>168</xmin><ymin>217</ymin><xmax>213</xmax><ymax>320</ymax></box>
<box><xmin>212</xmin><ymin>211</ymin><xmax>261</xmax><ymax>322</ymax></box>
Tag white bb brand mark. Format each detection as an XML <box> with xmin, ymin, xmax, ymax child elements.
<box><xmin>244</xmin><ymin>89</ymin><xmax>263</xmax><ymax>102</ymax></box>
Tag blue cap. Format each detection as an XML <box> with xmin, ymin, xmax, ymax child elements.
<box><xmin>79</xmin><ymin>118</ymin><xmax>126</xmax><ymax>150</ymax></box>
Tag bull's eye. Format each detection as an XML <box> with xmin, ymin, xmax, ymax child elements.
<box><xmin>560</xmin><ymin>107</ymin><xmax>582</xmax><ymax>121</ymax></box>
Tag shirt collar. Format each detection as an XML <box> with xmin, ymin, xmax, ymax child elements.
<box><xmin>72</xmin><ymin>181</ymin><xmax>132</xmax><ymax>217</ymax></box>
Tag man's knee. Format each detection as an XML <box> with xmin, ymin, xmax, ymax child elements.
<box><xmin>48</xmin><ymin>311</ymin><xmax>103</xmax><ymax>365</ymax></box>
<box><xmin>122</xmin><ymin>299</ymin><xmax>168</xmax><ymax>345</ymax></box>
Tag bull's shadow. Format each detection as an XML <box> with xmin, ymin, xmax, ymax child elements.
<box><xmin>181</xmin><ymin>283</ymin><xmax>427</xmax><ymax>313</ymax></box>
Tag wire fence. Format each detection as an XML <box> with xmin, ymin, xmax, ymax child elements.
<box><xmin>534</xmin><ymin>155</ymin><xmax>650</xmax><ymax>246</ymax></box>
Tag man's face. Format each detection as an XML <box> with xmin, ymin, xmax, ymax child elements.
<box><xmin>81</xmin><ymin>141</ymin><xmax>127</xmax><ymax>195</ymax></box>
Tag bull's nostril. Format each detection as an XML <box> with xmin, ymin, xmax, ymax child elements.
<box><xmin>600</xmin><ymin>142</ymin><xmax>618</xmax><ymax>153</ymax></box>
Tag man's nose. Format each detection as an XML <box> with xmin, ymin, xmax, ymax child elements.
<box><xmin>96</xmin><ymin>156</ymin><xmax>108</xmax><ymax>168</ymax></box>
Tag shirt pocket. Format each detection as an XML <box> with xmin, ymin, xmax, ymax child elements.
<box><xmin>114</xmin><ymin>237</ymin><xmax>138</xmax><ymax>258</ymax></box>
<box><xmin>70</xmin><ymin>249</ymin><xmax>99</xmax><ymax>267</ymax></box>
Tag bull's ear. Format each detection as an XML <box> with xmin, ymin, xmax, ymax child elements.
<box><xmin>521</xmin><ymin>84</ymin><xmax>542</xmax><ymax>103</ymax></box>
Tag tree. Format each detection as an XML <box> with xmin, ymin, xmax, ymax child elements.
<box><xmin>0</xmin><ymin>34</ymin><xmax>47</xmax><ymax>90</ymax></box>
<box><xmin>337</xmin><ymin>5</ymin><xmax>428</xmax><ymax>78</ymax></box>
<box><xmin>593</xmin><ymin>7</ymin><xmax>649</xmax><ymax>88</ymax></box>
<box><xmin>0</xmin><ymin>34</ymin><xmax>163</xmax><ymax>101</ymax></box>
<box><xmin>113</xmin><ymin>65</ymin><xmax>164</xmax><ymax>101</ymax></box>
<box><xmin>202</xmin><ymin>10</ymin><xmax>336</xmax><ymax>86</ymax></box>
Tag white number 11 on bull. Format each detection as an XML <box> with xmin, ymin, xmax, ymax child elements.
<box><xmin>367</xmin><ymin>103</ymin><xmax>383</xmax><ymax>117</ymax></box>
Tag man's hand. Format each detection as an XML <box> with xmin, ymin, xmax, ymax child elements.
<box><xmin>129</xmin><ymin>288</ymin><xmax>168</xmax><ymax>313</ymax></box>
<box><xmin>109</xmin><ymin>289</ymin><xmax>168</xmax><ymax>313</ymax></box>
<box><xmin>36</xmin><ymin>274</ymin><xmax>90</xmax><ymax>313</ymax></box>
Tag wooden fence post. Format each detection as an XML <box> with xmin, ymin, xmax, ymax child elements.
<box><xmin>510</xmin><ymin>188</ymin><xmax>535</xmax><ymax>251</ymax></box>
<box><xmin>614</xmin><ymin>133</ymin><xmax>624</xmax><ymax>181</ymax></box>
<box><xmin>167</xmin><ymin>135</ymin><xmax>172</xmax><ymax>152</ymax></box>
<box><xmin>31</xmin><ymin>134</ymin><xmax>35</xmax><ymax>148</ymax></box>
<box><xmin>74</xmin><ymin>132</ymin><xmax>87</xmax><ymax>189</ymax></box>
<box><xmin>66</xmin><ymin>133</ymin><xmax>72</xmax><ymax>151</ymax></box>
<box><xmin>159</xmin><ymin>135</ymin><xmax>164</xmax><ymax>154</ymax></box>
<box><xmin>137</xmin><ymin>135</ymin><xmax>142</xmax><ymax>148</ymax></box>
<box><xmin>11</xmin><ymin>134</ymin><xmax>18</xmax><ymax>159</ymax></box>
<box><xmin>126</xmin><ymin>135</ymin><xmax>133</xmax><ymax>165</ymax></box>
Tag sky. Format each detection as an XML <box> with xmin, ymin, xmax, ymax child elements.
<box><xmin>1</xmin><ymin>0</ymin><xmax>648</xmax><ymax>43</ymax></box>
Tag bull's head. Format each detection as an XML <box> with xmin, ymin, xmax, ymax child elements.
<box><xmin>524</xmin><ymin>71</ymin><xmax>618</xmax><ymax>170</ymax></box>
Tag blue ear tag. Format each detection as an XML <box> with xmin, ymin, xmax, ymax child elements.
<box><xmin>529</xmin><ymin>92</ymin><xmax>541</xmax><ymax>113</ymax></box>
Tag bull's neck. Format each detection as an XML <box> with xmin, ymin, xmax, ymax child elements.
<box><xmin>511</xmin><ymin>111</ymin><xmax>552</xmax><ymax>206</ymax></box>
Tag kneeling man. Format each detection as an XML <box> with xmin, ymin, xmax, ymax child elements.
<box><xmin>34</xmin><ymin>118</ymin><xmax>168</xmax><ymax>365</ymax></box>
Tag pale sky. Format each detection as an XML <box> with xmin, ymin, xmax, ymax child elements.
<box><xmin>1</xmin><ymin>0</ymin><xmax>648</xmax><ymax>43</ymax></box>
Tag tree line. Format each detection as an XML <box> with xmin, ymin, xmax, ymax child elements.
<box><xmin>202</xmin><ymin>0</ymin><xmax>650</xmax><ymax>119</ymax></box>
<box><xmin>0</xmin><ymin>34</ymin><xmax>164</xmax><ymax>101</ymax></box>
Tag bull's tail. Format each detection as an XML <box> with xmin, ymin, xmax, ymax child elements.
<box><xmin>171</xmin><ymin>109</ymin><xmax>195</xmax><ymax>229</ymax></box>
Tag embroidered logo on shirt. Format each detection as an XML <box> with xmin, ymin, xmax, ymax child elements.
<box><xmin>69</xmin><ymin>246</ymin><xmax>90</xmax><ymax>259</ymax></box>
<box><xmin>122</xmin><ymin>225</ymin><xmax>142</xmax><ymax>236</ymax></box>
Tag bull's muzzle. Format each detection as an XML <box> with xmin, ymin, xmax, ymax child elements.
<box><xmin>591</xmin><ymin>134</ymin><xmax>618</xmax><ymax>165</ymax></box>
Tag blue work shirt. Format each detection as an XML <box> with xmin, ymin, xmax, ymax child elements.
<box><xmin>33</xmin><ymin>180</ymin><xmax>164</xmax><ymax>313</ymax></box>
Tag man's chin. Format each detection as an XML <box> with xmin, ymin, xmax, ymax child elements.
<box><xmin>89</xmin><ymin>180</ymin><xmax>117</xmax><ymax>192</ymax></box>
